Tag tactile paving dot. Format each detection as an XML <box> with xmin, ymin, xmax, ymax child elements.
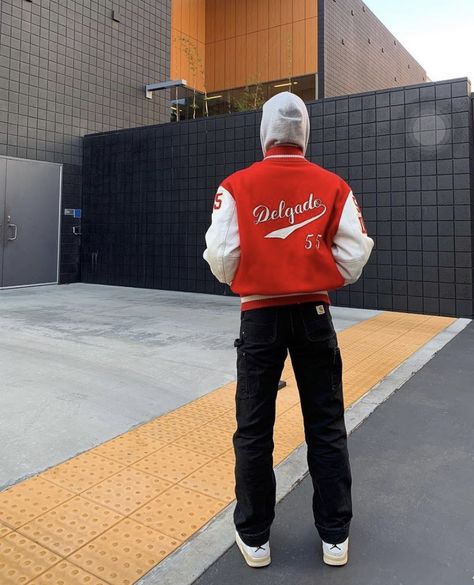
<box><xmin>130</xmin><ymin>485</ymin><xmax>227</xmax><ymax>541</ymax></box>
<box><xmin>276</xmin><ymin>387</ymin><xmax>301</xmax><ymax>415</ymax></box>
<box><xmin>173</xmin><ymin>423</ymin><xmax>233</xmax><ymax>458</ymax></box>
<box><xmin>159</xmin><ymin>408</ymin><xmax>216</xmax><ymax>430</ymax></box>
<box><xmin>183</xmin><ymin>397</ymin><xmax>226</xmax><ymax>413</ymax></box>
<box><xmin>0</xmin><ymin>522</ymin><xmax>12</xmax><ymax>538</ymax></box>
<box><xmin>41</xmin><ymin>452</ymin><xmax>126</xmax><ymax>494</ymax></box>
<box><xmin>218</xmin><ymin>448</ymin><xmax>235</xmax><ymax>465</ymax></box>
<box><xmin>0</xmin><ymin>477</ymin><xmax>75</xmax><ymax>529</ymax></box>
<box><xmin>180</xmin><ymin>458</ymin><xmax>235</xmax><ymax>503</ymax></box>
<box><xmin>279</xmin><ymin>405</ymin><xmax>304</xmax><ymax>428</ymax></box>
<box><xmin>82</xmin><ymin>468</ymin><xmax>172</xmax><ymax>515</ymax></box>
<box><xmin>176</xmin><ymin>400</ymin><xmax>230</xmax><ymax>422</ymax></box>
<box><xmin>28</xmin><ymin>560</ymin><xmax>108</xmax><ymax>584</ymax></box>
<box><xmin>132</xmin><ymin>416</ymin><xmax>195</xmax><ymax>443</ymax></box>
<box><xmin>195</xmin><ymin>388</ymin><xmax>235</xmax><ymax>410</ymax></box>
<box><xmin>273</xmin><ymin>424</ymin><xmax>305</xmax><ymax>454</ymax></box>
<box><xmin>69</xmin><ymin>518</ymin><xmax>179</xmax><ymax>585</ymax></box>
<box><xmin>205</xmin><ymin>409</ymin><xmax>237</xmax><ymax>432</ymax></box>
<box><xmin>132</xmin><ymin>445</ymin><xmax>212</xmax><ymax>483</ymax></box>
<box><xmin>91</xmin><ymin>433</ymin><xmax>168</xmax><ymax>466</ymax></box>
<box><xmin>0</xmin><ymin>531</ymin><xmax>61</xmax><ymax>584</ymax></box>
<box><xmin>18</xmin><ymin>496</ymin><xmax>124</xmax><ymax>556</ymax></box>
<box><xmin>274</xmin><ymin>415</ymin><xmax>305</xmax><ymax>439</ymax></box>
<box><xmin>273</xmin><ymin>442</ymin><xmax>298</xmax><ymax>464</ymax></box>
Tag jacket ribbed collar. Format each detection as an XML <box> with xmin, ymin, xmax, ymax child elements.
<box><xmin>263</xmin><ymin>145</ymin><xmax>306</xmax><ymax>160</ymax></box>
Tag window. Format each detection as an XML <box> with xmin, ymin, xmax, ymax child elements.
<box><xmin>169</xmin><ymin>74</ymin><xmax>318</xmax><ymax>121</ymax></box>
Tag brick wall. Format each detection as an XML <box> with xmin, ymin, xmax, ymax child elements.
<box><xmin>82</xmin><ymin>78</ymin><xmax>474</xmax><ymax>318</ymax></box>
<box><xmin>0</xmin><ymin>0</ymin><xmax>171</xmax><ymax>282</ymax></box>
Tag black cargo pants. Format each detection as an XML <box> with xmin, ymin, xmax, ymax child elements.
<box><xmin>232</xmin><ymin>301</ymin><xmax>352</xmax><ymax>547</ymax></box>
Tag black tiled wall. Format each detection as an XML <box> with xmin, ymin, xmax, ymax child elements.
<box><xmin>0</xmin><ymin>0</ymin><xmax>171</xmax><ymax>282</ymax></box>
<box><xmin>82</xmin><ymin>78</ymin><xmax>474</xmax><ymax>318</ymax></box>
<box><xmin>323</xmin><ymin>0</ymin><xmax>427</xmax><ymax>98</ymax></box>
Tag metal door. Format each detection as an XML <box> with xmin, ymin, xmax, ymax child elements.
<box><xmin>1</xmin><ymin>157</ymin><xmax>62</xmax><ymax>288</ymax></box>
<box><xmin>0</xmin><ymin>158</ymin><xmax>6</xmax><ymax>287</ymax></box>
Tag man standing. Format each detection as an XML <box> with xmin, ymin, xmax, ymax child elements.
<box><xmin>203</xmin><ymin>92</ymin><xmax>374</xmax><ymax>568</ymax></box>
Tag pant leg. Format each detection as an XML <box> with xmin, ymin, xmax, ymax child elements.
<box><xmin>233</xmin><ymin>306</ymin><xmax>288</xmax><ymax>547</ymax></box>
<box><xmin>288</xmin><ymin>302</ymin><xmax>352</xmax><ymax>544</ymax></box>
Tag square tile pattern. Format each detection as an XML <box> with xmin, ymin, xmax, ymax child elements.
<box><xmin>0</xmin><ymin>0</ymin><xmax>172</xmax><ymax>283</ymax></box>
<box><xmin>82</xmin><ymin>468</ymin><xmax>172</xmax><ymax>516</ymax></box>
<box><xmin>0</xmin><ymin>312</ymin><xmax>455</xmax><ymax>583</ymax></box>
<box><xmin>130</xmin><ymin>485</ymin><xmax>227</xmax><ymax>541</ymax></box>
<box><xmin>17</xmin><ymin>497</ymin><xmax>123</xmax><ymax>557</ymax></box>
<box><xmin>69</xmin><ymin>519</ymin><xmax>179</xmax><ymax>585</ymax></box>
<box><xmin>28</xmin><ymin>560</ymin><xmax>109</xmax><ymax>584</ymax></box>
<box><xmin>82</xmin><ymin>78</ymin><xmax>473</xmax><ymax>319</ymax></box>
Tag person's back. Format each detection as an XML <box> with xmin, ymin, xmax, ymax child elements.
<box><xmin>203</xmin><ymin>92</ymin><xmax>374</xmax><ymax>569</ymax></box>
<box><xmin>204</xmin><ymin>92</ymin><xmax>373</xmax><ymax>310</ymax></box>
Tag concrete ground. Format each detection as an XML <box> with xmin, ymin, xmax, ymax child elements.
<box><xmin>193</xmin><ymin>322</ymin><xmax>474</xmax><ymax>585</ymax></box>
<box><xmin>0</xmin><ymin>283</ymin><xmax>378</xmax><ymax>489</ymax></box>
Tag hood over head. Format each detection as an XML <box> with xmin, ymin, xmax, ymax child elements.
<box><xmin>260</xmin><ymin>91</ymin><xmax>310</xmax><ymax>156</ymax></box>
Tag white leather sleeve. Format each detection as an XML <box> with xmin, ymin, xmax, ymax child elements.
<box><xmin>332</xmin><ymin>191</ymin><xmax>374</xmax><ymax>285</ymax></box>
<box><xmin>203</xmin><ymin>186</ymin><xmax>241</xmax><ymax>285</ymax></box>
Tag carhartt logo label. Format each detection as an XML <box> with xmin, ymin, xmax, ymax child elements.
<box><xmin>253</xmin><ymin>193</ymin><xmax>327</xmax><ymax>240</ymax></box>
<box><xmin>316</xmin><ymin>305</ymin><xmax>325</xmax><ymax>315</ymax></box>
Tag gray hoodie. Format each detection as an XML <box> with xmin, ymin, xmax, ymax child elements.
<box><xmin>260</xmin><ymin>91</ymin><xmax>310</xmax><ymax>155</ymax></box>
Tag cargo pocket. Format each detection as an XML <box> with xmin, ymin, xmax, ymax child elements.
<box><xmin>235</xmin><ymin>345</ymin><xmax>250</xmax><ymax>400</ymax></box>
<box><xmin>331</xmin><ymin>347</ymin><xmax>343</xmax><ymax>393</ymax></box>
<box><xmin>241</xmin><ymin>309</ymin><xmax>278</xmax><ymax>345</ymax></box>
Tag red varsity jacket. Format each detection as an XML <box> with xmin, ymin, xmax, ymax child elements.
<box><xmin>203</xmin><ymin>145</ymin><xmax>374</xmax><ymax>311</ymax></box>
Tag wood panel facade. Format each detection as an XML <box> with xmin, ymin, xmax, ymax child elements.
<box><xmin>171</xmin><ymin>0</ymin><xmax>207</xmax><ymax>92</ymax></box>
<box><xmin>171</xmin><ymin>0</ymin><xmax>318</xmax><ymax>94</ymax></box>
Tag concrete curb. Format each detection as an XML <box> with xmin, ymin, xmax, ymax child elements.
<box><xmin>138</xmin><ymin>317</ymin><xmax>471</xmax><ymax>585</ymax></box>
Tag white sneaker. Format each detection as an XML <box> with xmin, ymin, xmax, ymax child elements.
<box><xmin>322</xmin><ymin>537</ymin><xmax>349</xmax><ymax>566</ymax></box>
<box><xmin>235</xmin><ymin>531</ymin><xmax>271</xmax><ymax>567</ymax></box>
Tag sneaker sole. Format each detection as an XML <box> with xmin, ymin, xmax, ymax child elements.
<box><xmin>236</xmin><ymin>537</ymin><xmax>271</xmax><ymax>568</ymax></box>
<box><xmin>323</xmin><ymin>551</ymin><xmax>348</xmax><ymax>566</ymax></box>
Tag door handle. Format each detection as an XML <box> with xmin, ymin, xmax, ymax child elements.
<box><xmin>8</xmin><ymin>223</ymin><xmax>18</xmax><ymax>241</ymax></box>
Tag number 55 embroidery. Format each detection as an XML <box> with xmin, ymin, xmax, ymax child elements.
<box><xmin>305</xmin><ymin>234</ymin><xmax>322</xmax><ymax>250</ymax></box>
<box><xmin>213</xmin><ymin>191</ymin><xmax>223</xmax><ymax>210</ymax></box>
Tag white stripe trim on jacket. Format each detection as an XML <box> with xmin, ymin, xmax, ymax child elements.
<box><xmin>331</xmin><ymin>191</ymin><xmax>374</xmax><ymax>285</ymax></box>
<box><xmin>264</xmin><ymin>154</ymin><xmax>306</xmax><ymax>159</ymax></box>
<box><xmin>241</xmin><ymin>291</ymin><xmax>329</xmax><ymax>304</ymax></box>
<box><xmin>203</xmin><ymin>186</ymin><xmax>240</xmax><ymax>285</ymax></box>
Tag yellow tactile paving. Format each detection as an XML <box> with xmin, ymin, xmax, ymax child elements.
<box><xmin>91</xmin><ymin>434</ymin><xmax>169</xmax><ymax>466</ymax></box>
<box><xmin>132</xmin><ymin>444</ymin><xmax>213</xmax><ymax>483</ymax></box>
<box><xmin>173</xmin><ymin>423</ymin><xmax>234</xmax><ymax>458</ymax></box>
<box><xmin>0</xmin><ymin>522</ymin><xmax>12</xmax><ymax>538</ymax></box>
<box><xmin>129</xmin><ymin>418</ymin><xmax>189</xmax><ymax>444</ymax></box>
<box><xmin>275</xmin><ymin>386</ymin><xmax>301</xmax><ymax>415</ymax></box>
<box><xmin>130</xmin><ymin>485</ymin><xmax>227</xmax><ymax>541</ymax></box>
<box><xmin>0</xmin><ymin>477</ymin><xmax>75</xmax><ymax>530</ymax></box>
<box><xmin>180</xmin><ymin>458</ymin><xmax>236</xmax><ymax>503</ymax></box>
<box><xmin>28</xmin><ymin>560</ymin><xmax>109</xmax><ymax>585</ymax></box>
<box><xmin>82</xmin><ymin>468</ymin><xmax>172</xmax><ymax>516</ymax></box>
<box><xmin>218</xmin><ymin>448</ymin><xmax>236</xmax><ymax>465</ymax></box>
<box><xmin>69</xmin><ymin>518</ymin><xmax>179</xmax><ymax>585</ymax></box>
<box><xmin>0</xmin><ymin>311</ymin><xmax>456</xmax><ymax>584</ymax></box>
<box><xmin>17</xmin><ymin>496</ymin><xmax>124</xmax><ymax>557</ymax></box>
<box><xmin>202</xmin><ymin>408</ymin><xmax>237</xmax><ymax>431</ymax></box>
<box><xmin>0</xmin><ymin>532</ymin><xmax>61</xmax><ymax>584</ymax></box>
<box><xmin>41</xmin><ymin>453</ymin><xmax>126</xmax><ymax>494</ymax></box>
<box><xmin>273</xmin><ymin>404</ymin><xmax>306</xmax><ymax>460</ymax></box>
